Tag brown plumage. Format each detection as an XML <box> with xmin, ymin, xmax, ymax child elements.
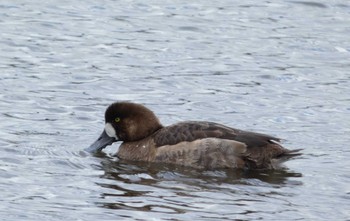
<box><xmin>87</xmin><ymin>102</ymin><xmax>301</xmax><ymax>170</ymax></box>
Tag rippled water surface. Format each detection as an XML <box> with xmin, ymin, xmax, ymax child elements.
<box><xmin>1</xmin><ymin>1</ymin><xmax>350</xmax><ymax>220</ymax></box>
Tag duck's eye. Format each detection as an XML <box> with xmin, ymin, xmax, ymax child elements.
<box><xmin>114</xmin><ymin>117</ymin><xmax>121</xmax><ymax>123</ymax></box>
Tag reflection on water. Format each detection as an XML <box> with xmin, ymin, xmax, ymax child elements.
<box><xmin>100</xmin><ymin>158</ymin><xmax>303</xmax><ymax>186</ymax></box>
<box><xmin>94</xmin><ymin>156</ymin><xmax>303</xmax><ymax>216</ymax></box>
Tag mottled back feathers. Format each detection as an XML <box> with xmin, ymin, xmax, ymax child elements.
<box><xmin>153</xmin><ymin>121</ymin><xmax>280</xmax><ymax>149</ymax></box>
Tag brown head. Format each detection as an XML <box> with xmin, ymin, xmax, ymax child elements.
<box><xmin>86</xmin><ymin>102</ymin><xmax>163</xmax><ymax>153</ymax></box>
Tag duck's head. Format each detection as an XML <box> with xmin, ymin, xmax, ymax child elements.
<box><xmin>86</xmin><ymin>102</ymin><xmax>163</xmax><ymax>153</ymax></box>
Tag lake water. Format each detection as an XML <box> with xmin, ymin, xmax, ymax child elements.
<box><xmin>1</xmin><ymin>0</ymin><xmax>350</xmax><ymax>220</ymax></box>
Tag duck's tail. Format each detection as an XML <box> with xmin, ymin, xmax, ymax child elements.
<box><xmin>279</xmin><ymin>148</ymin><xmax>303</xmax><ymax>160</ymax></box>
<box><xmin>271</xmin><ymin>148</ymin><xmax>302</xmax><ymax>168</ymax></box>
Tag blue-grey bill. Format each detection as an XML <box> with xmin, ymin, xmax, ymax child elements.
<box><xmin>85</xmin><ymin>130</ymin><xmax>115</xmax><ymax>153</ymax></box>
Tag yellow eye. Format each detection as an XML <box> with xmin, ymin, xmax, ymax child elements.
<box><xmin>114</xmin><ymin>117</ymin><xmax>121</xmax><ymax>123</ymax></box>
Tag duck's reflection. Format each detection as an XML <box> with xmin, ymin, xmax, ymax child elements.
<box><xmin>96</xmin><ymin>154</ymin><xmax>302</xmax><ymax>186</ymax></box>
<box><xmin>93</xmin><ymin>154</ymin><xmax>302</xmax><ymax>212</ymax></box>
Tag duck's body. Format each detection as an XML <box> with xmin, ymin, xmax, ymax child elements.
<box><xmin>87</xmin><ymin>102</ymin><xmax>301</xmax><ymax>170</ymax></box>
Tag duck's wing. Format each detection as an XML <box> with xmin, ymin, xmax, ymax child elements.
<box><xmin>153</xmin><ymin>121</ymin><xmax>280</xmax><ymax>148</ymax></box>
<box><xmin>152</xmin><ymin>121</ymin><xmax>300</xmax><ymax>169</ymax></box>
<box><xmin>154</xmin><ymin>137</ymin><xmax>248</xmax><ymax>169</ymax></box>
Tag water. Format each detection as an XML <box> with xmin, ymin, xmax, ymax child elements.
<box><xmin>1</xmin><ymin>0</ymin><xmax>350</xmax><ymax>220</ymax></box>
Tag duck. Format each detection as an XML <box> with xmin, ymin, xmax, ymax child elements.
<box><xmin>86</xmin><ymin>102</ymin><xmax>301</xmax><ymax>170</ymax></box>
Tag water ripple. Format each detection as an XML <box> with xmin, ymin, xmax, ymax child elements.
<box><xmin>1</xmin><ymin>0</ymin><xmax>350</xmax><ymax>220</ymax></box>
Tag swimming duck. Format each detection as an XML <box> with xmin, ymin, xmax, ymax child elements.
<box><xmin>87</xmin><ymin>102</ymin><xmax>301</xmax><ymax>170</ymax></box>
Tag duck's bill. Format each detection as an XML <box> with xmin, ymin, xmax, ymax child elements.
<box><xmin>85</xmin><ymin>130</ymin><xmax>115</xmax><ymax>153</ymax></box>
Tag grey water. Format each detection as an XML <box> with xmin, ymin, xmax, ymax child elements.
<box><xmin>1</xmin><ymin>0</ymin><xmax>350</xmax><ymax>220</ymax></box>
